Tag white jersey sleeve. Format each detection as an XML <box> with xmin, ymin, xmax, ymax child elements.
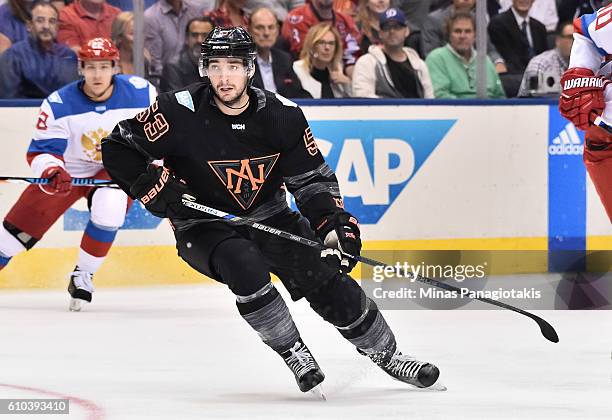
<box><xmin>570</xmin><ymin>6</ymin><xmax>612</xmax><ymax>73</ymax></box>
<box><xmin>27</xmin><ymin>96</ymin><xmax>71</xmax><ymax>177</ymax></box>
<box><xmin>569</xmin><ymin>6</ymin><xmax>612</xmax><ymax>125</ymax></box>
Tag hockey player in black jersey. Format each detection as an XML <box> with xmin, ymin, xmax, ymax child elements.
<box><xmin>101</xmin><ymin>26</ymin><xmax>441</xmax><ymax>396</ymax></box>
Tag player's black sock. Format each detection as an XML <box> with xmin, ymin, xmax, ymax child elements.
<box><xmin>237</xmin><ymin>283</ymin><xmax>300</xmax><ymax>353</ymax></box>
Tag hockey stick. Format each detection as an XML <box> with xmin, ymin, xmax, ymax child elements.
<box><xmin>181</xmin><ymin>197</ymin><xmax>559</xmax><ymax>343</ymax></box>
<box><xmin>0</xmin><ymin>176</ymin><xmax>116</xmax><ymax>186</ymax></box>
<box><xmin>593</xmin><ymin>116</ymin><xmax>612</xmax><ymax>134</ymax></box>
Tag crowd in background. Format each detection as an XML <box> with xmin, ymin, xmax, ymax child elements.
<box><xmin>0</xmin><ymin>0</ymin><xmax>598</xmax><ymax>100</ymax></box>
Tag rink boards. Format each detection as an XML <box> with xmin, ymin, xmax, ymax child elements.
<box><xmin>0</xmin><ymin>99</ymin><xmax>610</xmax><ymax>288</ymax></box>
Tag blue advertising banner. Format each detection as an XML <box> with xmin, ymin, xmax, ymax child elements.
<box><xmin>547</xmin><ymin>105</ymin><xmax>586</xmax><ymax>271</ymax></box>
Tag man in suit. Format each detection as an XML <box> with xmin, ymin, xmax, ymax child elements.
<box><xmin>487</xmin><ymin>0</ymin><xmax>547</xmax><ymax>96</ymax></box>
<box><xmin>249</xmin><ymin>7</ymin><xmax>311</xmax><ymax>98</ymax></box>
<box><xmin>488</xmin><ymin>0</ymin><xmax>547</xmax><ymax>74</ymax></box>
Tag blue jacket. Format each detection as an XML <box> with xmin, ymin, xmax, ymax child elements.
<box><xmin>0</xmin><ymin>4</ymin><xmax>28</xmax><ymax>44</ymax></box>
<box><xmin>0</xmin><ymin>37</ymin><xmax>78</xmax><ymax>99</ymax></box>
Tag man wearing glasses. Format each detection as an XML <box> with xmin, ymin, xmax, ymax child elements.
<box><xmin>518</xmin><ymin>21</ymin><xmax>575</xmax><ymax>97</ymax></box>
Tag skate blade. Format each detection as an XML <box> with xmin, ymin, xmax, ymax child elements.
<box><xmin>309</xmin><ymin>384</ymin><xmax>327</xmax><ymax>401</ymax></box>
<box><xmin>69</xmin><ymin>298</ymin><xmax>86</xmax><ymax>312</ymax></box>
<box><xmin>395</xmin><ymin>378</ymin><xmax>447</xmax><ymax>391</ymax></box>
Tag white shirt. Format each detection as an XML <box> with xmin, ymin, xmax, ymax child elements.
<box><xmin>500</xmin><ymin>0</ymin><xmax>558</xmax><ymax>32</ymax></box>
<box><xmin>511</xmin><ymin>7</ymin><xmax>533</xmax><ymax>48</ymax></box>
<box><xmin>257</xmin><ymin>53</ymin><xmax>277</xmax><ymax>93</ymax></box>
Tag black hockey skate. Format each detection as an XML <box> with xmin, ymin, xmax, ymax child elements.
<box><xmin>361</xmin><ymin>344</ymin><xmax>443</xmax><ymax>390</ymax></box>
<box><xmin>280</xmin><ymin>340</ymin><xmax>326</xmax><ymax>398</ymax></box>
<box><xmin>68</xmin><ymin>267</ymin><xmax>94</xmax><ymax>312</ymax></box>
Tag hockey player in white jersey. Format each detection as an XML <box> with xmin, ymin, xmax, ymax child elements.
<box><xmin>559</xmin><ymin>1</ymin><xmax>612</xmax><ymax>220</ymax></box>
<box><xmin>0</xmin><ymin>38</ymin><xmax>157</xmax><ymax>311</ymax></box>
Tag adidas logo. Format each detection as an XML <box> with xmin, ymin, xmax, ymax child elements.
<box><xmin>549</xmin><ymin>123</ymin><xmax>583</xmax><ymax>155</ymax></box>
<box><xmin>232</xmin><ymin>123</ymin><xmax>245</xmax><ymax>130</ymax></box>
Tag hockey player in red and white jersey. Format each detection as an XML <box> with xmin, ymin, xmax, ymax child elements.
<box><xmin>0</xmin><ymin>38</ymin><xmax>157</xmax><ymax>311</ymax></box>
<box><xmin>559</xmin><ymin>0</ymin><xmax>612</xmax><ymax>220</ymax></box>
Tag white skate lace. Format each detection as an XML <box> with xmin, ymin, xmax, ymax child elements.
<box><xmin>384</xmin><ymin>351</ymin><xmax>424</xmax><ymax>380</ymax></box>
<box><xmin>71</xmin><ymin>270</ymin><xmax>94</xmax><ymax>293</ymax></box>
<box><xmin>285</xmin><ymin>342</ymin><xmax>317</xmax><ymax>379</ymax></box>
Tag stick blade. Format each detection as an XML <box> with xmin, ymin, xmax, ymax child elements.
<box><xmin>536</xmin><ymin>318</ymin><xmax>559</xmax><ymax>343</ymax></box>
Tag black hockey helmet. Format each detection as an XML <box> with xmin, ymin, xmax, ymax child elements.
<box><xmin>199</xmin><ymin>26</ymin><xmax>256</xmax><ymax>78</ymax></box>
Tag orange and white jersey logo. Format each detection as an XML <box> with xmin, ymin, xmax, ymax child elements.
<box><xmin>208</xmin><ymin>154</ymin><xmax>280</xmax><ymax>210</ymax></box>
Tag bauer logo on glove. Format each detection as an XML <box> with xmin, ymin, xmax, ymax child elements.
<box><xmin>140</xmin><ymin>167</ymin><xmax>170</xmax><ymax>205</ymax></box>
<box><xmin>130</xmin><ymin>165</ymin><xmax>200</xmax><ymax>220</ymax></box>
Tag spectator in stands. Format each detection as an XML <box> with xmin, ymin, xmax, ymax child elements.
<box><xmin>426</xmin><ymin>12</ymin><xmax>505</xmax><ymax>98</ymax></box>
<box><xmin>160</xmin><ymin>16</ymin><xmax>214</xmax><ymax>91</ymax></box>
<box><xmin>245</xmin><ymin>0</ymin><xmax>304</xmax><ymax>22</ymax></box>
<box><xmin>499</xmin><ymin>0</ymin><xmax>559</xmax><ymax>32</ymax></box>
<box><xmin>356</xmin><ymin>0</ymin><xmax>390</xmax><ymax>55</ymax></box>
<box><xmin>352</xmin><ymin>7</ymin><xmax>433</xmax><ymax>98</ymax></box>
<box><xmin>248</xmin><ymin>7</ymin><xmax>311</xmax><ymax>97</ymax></box>
<box><xmin>333</xmin><ymin>0</ymin><xmax>358</xmax><ymax>17</ymax></box>
<box><xmin>282</xmin><ymin>0</ymin><xmax>361</xmax><ymax>74</ymax></box>
<box><xmin>0</xmin><ymin>1</ymin><xmax>78</xmax><ymax>98</ymax></box>
<box><xmin>50</xmin><ymin>1</ymin><xmax>68</xmax><ymax>13</ymax></box>
<box><xmin>111</xmin><ymin>11</ymin><xmax>151</xmax><ymax>77</ymax></box>
<box><xmin>205</xmin><ymin>0</ymin><xmax>249</xmax><ymax>28</ymax></box>
<box><xmin>488</xmin><ymin>0</ymin><xmax>547</xmax><ymax>96</ymax></box>
<box><xmin>517</xmin><ymin>21</ymin><xmax>573</xmax><ymax>97</ymax></box>
<box><xmin>0</xmin><ymin>0</ymin><xmax>30</xmax><ymax>53</ymax></box>
<box><xmin>488</xmin><ymin>0</ymin><xmax>547</xmax><ymax>73</ymax></box>
<box><xmin>395</xmin><ymin>0</ymin><xmax>431</xmax><ymax>30</ymax></box>
<box><xmin>293</xmin><ymin>22</ymin><xmax>352</xmax><ymax>98</ymax></box>
<box><xmin>421</xmin><ymin>0</ymin><xmax>474</xmax><ymax>57</ymax></box>
<box><xmin>144</xmin><ymin>0</ymin><xmax>212</xmax><ymax>88</ymax></box>
<box><xmin>421</xmin><ymin>0</ymin><xmax>505</xmax><ymax>72</ymax></box>
<box><xmin>106</xmin><ymin>0</ymin><xmax>157</xmax><ymax>12</ymax></box>
<box><xmin>556</xmin><ymin>0</ymin><xmax>593</xmax><ymax>28</ymax></box>
<box><xmin>57</xmin><ymin>0</ymin><xmax>121</xmax><ymax>52</ymax></box>
<box><xmin>429</xmin><ymin>0</ymin><xmax>504</xmax><ymax>17</ymax></box>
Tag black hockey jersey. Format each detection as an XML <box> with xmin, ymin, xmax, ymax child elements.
<box><xmin>102</xmin><ymin>83</ymin><xmax>344</xmax><ymax>228</ymax></box>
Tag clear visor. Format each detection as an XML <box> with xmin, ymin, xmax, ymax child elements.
<box><xmin>199</xmin><ymin>56</ymin><xmax>255</xmax><ymax>78</ymax></box>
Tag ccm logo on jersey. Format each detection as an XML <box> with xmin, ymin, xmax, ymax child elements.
<box><xmin>140</xmin><ymin>167</ymin><xmax>170</xmax><ymax>204</ymax></box>
<box><xmin>563</xmin><ymin>77</ymin><xmax>605</xmax><ymax>90</ymax></box>
<box><xmin>232</xmin><ymin>124</ymin><xmax>245</xmax><ymax>130</ymax></box>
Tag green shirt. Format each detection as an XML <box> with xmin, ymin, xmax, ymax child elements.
<box><xmin>425</xmin><ymin>44</ymin><xmax>506</xmax><ymax>99</ymax></box>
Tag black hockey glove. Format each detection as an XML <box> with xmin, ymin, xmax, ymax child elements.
<box><xmin>316</xmin><ymin>212</ymin><xmax>361</xmax><ymax>273</ymax></box>
<box><xmin>130</xmin><ymin>165</ymin><xmax>200</xmax><ymax>219</ymax></box>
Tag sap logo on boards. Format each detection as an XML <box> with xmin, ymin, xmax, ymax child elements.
<box><xmin>308</xmin><ymin>120</ymin><xmax>456</xmax><ymax>224</ymax></box>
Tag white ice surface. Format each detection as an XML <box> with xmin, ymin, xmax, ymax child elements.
<box><xmin>0</xmin><ymin>283</ymin><xmax>610</xmax><ymax>420</ymax></box>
